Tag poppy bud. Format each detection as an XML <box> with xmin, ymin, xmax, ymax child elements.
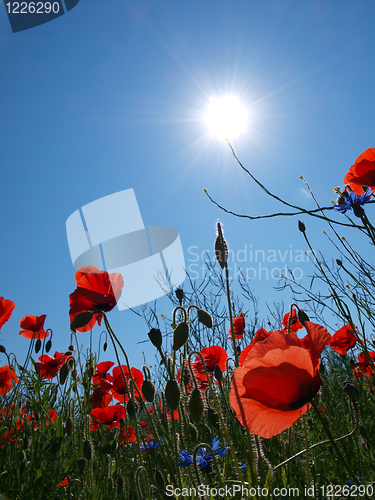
<box><xmin>142</xmin><ymin>379</ymin><xmax>155</xmax><ymax>402</ymax></box>
<box><xmin>298</xmin><ymin>220</ymin><xmax>306</xmax><ymax>233</ymax></box>
<box><xmin>343</xmin><ymin>382</ymin><xmax>358</xmax><ymax>401</ymax></box>
<box><xmin>45</xmin><ymin>339</ymin><xmax>52</xmax><ymax>353</ymax></box>
<box><xmin>214</xmin><ymin>364</ymin><xmax>223</xmax><ymax>382</ymax></box>
<box><xmin>172</xmin><ymin>322</ymin><xmax>189</xmax><ymax>351</ymax></box>
<box><xmin>77</xmin><ymin>458</ymin><xmax>87</xmax><ymax>472</ymax></box>
<box><xmin>83</xmin><ymin>440</ymin><xmax>93</xmax><ymax>461</ymax></box>
<box><xmin>215</xmin><ymin>222</ymin><xmax>228</xmax><ymax>269</ymax></box>
<box><xmin>127</xmin><ymin>399</ymin><xmax>138</xmax><ymax>419</ymax></box>
<box><xmin>65</xmin><ymin>350</ymin><xmax>73</xmax><ymax>356</ymax></box>
<box><xmin>187</xmin><ymin>422</ymin><xmax>198</xmax><ymax>443</ymax></box>
<box><xmin>188</xmin><ymin>387</ymin><xmax>204</xmax><ymax>423</ymax></box>
<box><xmin>336</xmin><ymin>259</ymin><xmax>343</xmax><ymax>267</ymax></box>
<box><xmin>59</xmin><ymin>363</ymin><xmax>70</xmax><ymax>385</ymax></box>
<box><xmin>148</xmin><ymin>328</ymin><xmax>162</xmax><ymax>350</ymax></box>
<box><xmin>65</xmin><ymin>416</ymin><xmax>73</xmax><ymax>437</ymax></box>
<box><xmin>117</xmin><ymin>477</ymin><xmax>124</xmax><ymax>494</ymax></box>
<box><xmin>0</xmin><ymin>345</ymin><xmax>6</xmax><ymax>354</ymax></box>
<box><xmin>197</xmin><ymin>309</ymin><xmax>213</xmax><ymax>328</ymax></box>
<box><xmin>68</xmin><ymin>345</ymin><xmax>74</xmax><ymax>351</ymax></box>
<box><xmin>297</xmin><ymin>309</ymin><xmax>310</xmax><ymax>325</ymax></box>
<box><xmin>70</xmin><ymin>311</ymin><xmax>94</xmax><ymax>331</ymax></box>
<box><xmin>182</xmin><ymin>365</ymin><xmax>191</xmax><ymax>387</ymax></box>
<box><xmin>207</xmin><ymin>408</ymin><xmax>220</xmax><ymax>430</ymax></box>
<box><xmin>175</xmin><ymin>288</ymin><xmax>184</xmax><ymax>305</ymax></box>
<box><xmin>103</xmin><ymin>341</ymin><xmax>108</xmax><ymax>352</ymax></box>
<box><xmin>35</xmin><ymin>339</ymin><xmax>41</xmax><ymax>353</ymax></box>
<box><xmin>165</xmin><ymin>379</ymin><xmax>180</xmax><ymax>411</ymax></box>
<box><xmin>155</xmin><ymin>470</ymin><xmax>165</xmax><ymax>491</ymax></box>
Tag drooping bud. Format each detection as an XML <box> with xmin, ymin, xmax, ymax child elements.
<box><xmin>148</xmin><ymin>328</ymin><xmax>162</xmax><ymax>350</ymax></box>
<box><xmin>336</xmin><ymin>259</ymin><xmax>343</xmax><ymax>267</ymax></box>
<box><xmin>35</xmin><ymin>339</ymin><xmax>41</xmax><ymax>353</ymax></box>
<box><xmin>70</xmin><ymin>311</ymin><xmax>94</xmax><ymax>331</ymax></box>
<box><xmin>188</xmin><ymin>387</ymin><xmax>204</xmax><ymax>423</ymax></box>
<box><xmin>215</xmin><ymin>222</ymin><xmax>228</xmax><ymax>269</ymax></box>
<box><xmin>45</xmin><ymin>339</ymin><xmax>52</xmax><ymax>353</ymax></box>
<box><xmin>142</xmin><ymin>379</ymin><xmax>155</xmax><ymax>403</ymax></box>
<box><xmin>197</xmin><ymin>309</ymin><xmax>213</xmax><ymax>328</ymax></box>
<box><xmin>214</xmin><ymin>364</ymin><xmax>223</xmax><ymax>382</ymax></box>
<box><xmin>172</xmin><ymin>322</ymin><xmax>189</xmax><ymax>351</ymax></box>
<box><xmin>298</xmin><ymin>220</ymin><xmax>306</xmax><ymax>233</ymax></box>
<box><xmin>175</xmin><ymin>288</ymin><xmax>184</xmax><ymax>305</ymax></box>
<box><xmin>0</xmin><ymin>345</ymin><xmax>6</xmax><ymax>354</ymax></box>
<box><xmin>297</xmin><ymin>309</ymin><xmax>310</xmax><ymax>325</ymax></box>
<box><xmin>165</xmin><ymin>380</ymin><xmax>180</xmax><ymax>411</ymax></box>
<box><xmin>103</xmin><ymin>341</ymin><xmax>108</xmax><ymax>351</ymax></box>
<box><xmin>59</xmin><ymin>362</ymin><xmax>70</xmax><ymax>385</ymax></box>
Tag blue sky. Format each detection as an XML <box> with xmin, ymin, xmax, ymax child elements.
<box><xmin>1</xmin><ymin>1</ymin><xmax>375</xmax><ymax>371</ymax></box>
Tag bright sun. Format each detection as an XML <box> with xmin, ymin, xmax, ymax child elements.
<box><xmin>205</xmin><ymin>95</ymin><xmax>248</xmax><ymax>140</ymax></box>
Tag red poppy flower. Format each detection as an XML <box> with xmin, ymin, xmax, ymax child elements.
<box><xmin>35</xmin><ymin>351</ymin><xmax>68</xmax><ymax>379</ymax></box>
<box><xmin>120</xmin><ymin>425</ymin><xmax>136</xmax><ymax>443</ymax></box>
<box><xmin>91</xmin><ymin>404</ymin><xmax>126</xmax><ymax>430</ymax></box>
<box><xmin>19</xmin><ymin>314</ymin><xmax>49</xmax><ymax>340</ymax></box>
<box><xmin>109</xmin><ymin>365</ymin><xmax>144</xmax><ymax>403</ymax></box>
<box><xmin>69</xmin><ymin>266</ymin><xmax>124</xmax><ymax>332</ymax></box>
<box><xmin>282</xmin><ymin>310</ymin><xmax>303</xmax><ymax>333</ymax></box>
<box><xmin>193</xmin><ymin>346</ymin><xmax>228</xmax><ymax>377</ymax></box>
<box><xmin>351</xmin><ymin>351</ymin><xmax>375</xmax><ymax>378</ymax></box>
<box><xmin>327</xmin><ymin>324</ymin><xmax>358</xmax><ymax>355</ymax></box>
<box><xmin>0</xmin><ymin>297</ymin><xmax>15</xmax><ymax>330</ymax></box>
<box><xmin>230</xmin><ymin>322</ymin><xmax>331</xmax><ymax>439</ymax></box>
<box><xmin>239</xmin><ymin>328</ymin><xmax>272</xmax><ymax>365</ymax></box>
<box><xmin>57</xmin><ymin>478</ymin><xmax>69</xmax><ymax>488</ymax></box>
<box><xmin>0</xmin><ymin>366</ymin><xmax>18</xmax><ymax>395</ymax></box>
<box><xmin>344</xmin><ymin>148</ymin><xmax>375</xmax><ymax>195</ymax></box>
<box><xmin>229</xmin><ymin>316</ymin><xmax>245</xmax><ymax>340</ymax></box>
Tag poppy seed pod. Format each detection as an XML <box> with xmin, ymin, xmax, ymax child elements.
<box><xmin>197</xmin><ymin>309</ymin><xmax>213</xmax><ymax>328</ymax></box>
<box><xmin>142</xmin><ymin>379</ymin><xmax>155</xmax><ymax>402</ymax></box>
<box><xmin>298</xmin><ymin>220</ymin><xmax>306</xmax><ymax>233</ymax></box>
<box><xmin>165</xmin><ymin>379</ymin><xmax>180</xmax><ymax>410</ymax></box>
<box><xmin>148</xmin><ymin>328</ymin><xmax>163</xmax><ymax>350</ymax></box>
<box><xmin>188</xmin><ymin>387</ymin><xmax>204</xmax><ymax>423</ymax></box>
<box><xmin>172</xmin><ymin>322</ymin><xmax>189</xmax><ymax>351</ymax></box>
<box><xmin>215</xmin><ymin>222</ymin><xmax>228</xmax><ymax>270</ymax></box>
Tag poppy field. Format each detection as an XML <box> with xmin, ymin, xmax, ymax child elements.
<box><xmin>1</xmin><ymin>148</ymin><xmax>375</xmax><ymax>499</ymax></box>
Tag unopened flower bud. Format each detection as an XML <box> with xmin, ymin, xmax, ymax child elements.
<box><xmin>297</xmin><ymin>309</ymin><xmax>310</xmax><ymax>325</ymax></box>
<box><xmin>343</xmin><ymin>382</ymin><xmax>358</xmax><ymax>401</ymax></box>
<box><xmin>208</xmin><ymin>408</ymin><xmax>220</xmax><ymax>430</ymax></box>
<box><xmin>172</xmin><ymin>322</ymin><xmax>189</xmax><ymax>351</ymax></box>
<box><xmin>298</xmin><ymin>220</ymin><xmax>306</xmax><ymax>233</ymax></box>
<box><xmin>175</xmin><ymin>288</ymin><xmax>184</xmax><ymax>305</ymax></box>
<box><xmin>214</xmin><ymin>364</ymin><xmax>223</xmax><ymax>382</ymax></box>
<box><xmin>188</xmin><ymin>387</ymin><xmax>204</xmax><ymax>423</ymax></box>
<box><xmin>148</xmin><ymin>328</ymin><xmax>162</xmax><ymax>350</ymax></box>
<box><xmin>197</xmin><ymin>309</ymin><xmax>213</xmax><ymax>328</ymax></box>
<box><xmin>215</xmin><ymin>222</ymin><xmax>228</xmax><ymax>269</ymax></box>
<box><xmin>165</xmin><ymin>380</ymin><xmax>180</xmax><ymax>411</ymax></box>
<box><xmin>142</xmin><ymin>379</ymin><xmax>155</xmax><ymax>403</ymax></box>
<box><xmin>0</xmin><ymin>345</ymin><xmax>6</xmax><ymax>354</ymax></box>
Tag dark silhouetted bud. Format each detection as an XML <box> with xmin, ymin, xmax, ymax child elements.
<box><xmin>148</xmin><ymin>328</ymin><xmax>162</xmax><ymax>350</ymax></box>
<box><xmin>77</xmin><ymin>458</ymin><xmax>87</xmax><ymax>472</ymax></box>
<box><xmin>165</xmin><ymin>380</ymin><xmax>180</xmax><ymax>410</ymax></box>
<box><xmin>353</xmin><ymin>205</ymin><xmax>365</xmax><ymax>218</ymax></box>
<box><xmin>83</xmin><ymin>441</ymin><xmax>93</xmax><ymax>461</ymax></box>
<box><xmin>142</xmin><ymin>379</ymin><xmax>155</xmax><ymax>402</ymax></box>
<box><xmin>66</xmin><ymin>416</ymin><xmax>73</xmax><ymax>436</ymax></box>
<box><xmin>207</xmin><ymin>408</ymin><xmax>220</xmax><ymax>430</ymax></box>
<box><xmin>65</xmin><ymin>350</ymin><xmax>73</xmax><ymax>357</ymax></box>
<box><xmin>68</xmin><ymin>345</ymin><xmax>74</xmax><ymax>351</ymax></box>
<box><xmin>214</xmin><ymin>364</ymin><xmax>223</xmax><ymax>382</ymax></box>
<box><xmin>127</xmin><ymin>399</ymin><xmax>138</xmax><ymax>419</ymax></box>
<box><xmin>172</xmin><ymin>322</ymin><xmax>189</xmax><ymax>351</ymax></box>
<box><xmin>175</xmin><ymin>288</ymin><xmax>184</xmax><ymax>305</ymax></box>
<box><xmin>343</xmin><ymin>382</ymin><xmax>358</xmax><ymax>401</ymax></box>
<box><xmin>182</xmin><ymin>365</ymin><xmax>191</xmax><ymax>387</ymax></box>
<box><xmin>35</xmin><ymin>339</ymin><xmax>41</xmax><ymax>353</ymax></box>
<box><xmin>70</xmin><ymin>311</ymin><xmax>94</xmax><ymax>331</ymax></box>
<box><xmin>45</xmin><ymin>339</ymin><xmax>52</xmax><ymax>353</ymax></box>
<box><xmin>188</xmin><ymin>387</ymin><xmax>204</xmax><ymax>422</ymax></box>
<box><xmin>59</xmin><ymin>363</ymin><xmax>70</xmax><ymax>385</ymax></box>
<box><xmin>0</xmin><ymin>345</ymin><xmax>6</xmax><ymax>354</ymax></box>
<box><xmin>103</xmin><ymin>341</ymin><xmax>108</xmax><ymax>351</ymax></box>
<box><xmin>336</xmin><ymin>259</ymin><xmax>343</xmax><ymax>267</ymax></box>
<box><xmin>297</xmin><ymin>309</ymin><xmax>310</xmax><ymax>325</ymax></box>
<box><xmin>197</xmin><ymin>309</ymin><xmax>213</xmax><ymax>328</ymax></box>
<box><xmin>215</xmin><ymin>222</ymin><xmax>228</xmax><ymax>269</ymax></box>
<box><xmin>298</xmin><ymin>220</ymin><xmax>306</xmax><ymax>233</ymax></box>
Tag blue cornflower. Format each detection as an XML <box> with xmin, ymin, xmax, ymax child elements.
<box><xmin>334</xmin><ymin>188</ymin><xmax>373</xmax><ymax>215</ymax></box>
<box><xmin>140</xmin><ymin>438</ymin><xmax>164</xmax><ymax>451</ymax></box>
<box><xmin>178</xmin><ymin>438</ymin><xmax>228</xmax><ymax>474</ymax></box>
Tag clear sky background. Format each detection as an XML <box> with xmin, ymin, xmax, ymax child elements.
<box><xmin>1</xmin><ymin>1</ymin><xmax>375</xmax><ymax>372</ymax></box>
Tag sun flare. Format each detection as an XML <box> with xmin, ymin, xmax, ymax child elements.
<box><xmin>205</xmin><ymin>95</ymin><xmax>247</xmax><ymax>140</ymax></box>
